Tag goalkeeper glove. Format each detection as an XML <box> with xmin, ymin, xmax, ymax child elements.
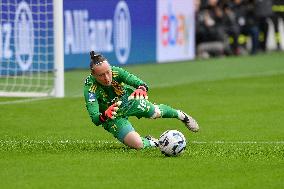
<box><xmin>128</xmin><ymin>85</ymin><xmax>148</xmax><ymax>100</ymax></box>
<box><xmin>99</xmin><ymin>101</ymin><xmax>122</xmax><ymax>122</ymax></box>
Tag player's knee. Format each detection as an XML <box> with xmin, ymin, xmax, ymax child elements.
<box><xmin>123</xmin><ymin>131</ymin><xmax>144</xmax><ymax>149</ymax></box>
<box><xmin>128</xmin><ymin>138</ymin><xmax>143</xmax><ymax>149</ymax></box>
<box><xmin>151</xmin><ymin>105</ymin><xmax>161</xmax><ymax>119</ymax></box>
<box><xmin>132</xmin><ymin>139</ymin><xmax>143</xmax><ymax>149</ymax></box>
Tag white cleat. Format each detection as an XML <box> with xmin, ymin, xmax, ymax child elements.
<box><xmin>145</xmin><ymin>135</ymin><xmax>159</xmax><ymax>147</ymax></box>
<box><xmin>177</xmin><ymin>110</ymin><xmax>199</xmax><ymax>132</ymax></box>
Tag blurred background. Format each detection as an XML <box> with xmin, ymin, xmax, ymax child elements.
<box><xmin>63</xmin><ymin>0</ymin><xmax>284</xmax><ymax>69</ymax></box>
<box><xmin>195</xmin><ymin>0</ymin><xmax>284</xmax><ymax>58</ymax></box>
<box><xmin>1</xmin><ymin>0</ymin><xmax>284</xmax><ymax>97</ymax></box>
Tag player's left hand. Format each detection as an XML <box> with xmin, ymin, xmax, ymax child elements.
<box><xmin>128</xmin><ymin>85</ymin><xmax>148</xmax><ymax>100</ymax></box>
<box><xmin>104</xmin><ymin>101</ymin><xmax>122</xmax><ymax>119</ymax></box>
<box><xmin>99</xmin><ymin>101</ymin><xmax>122</xmax><ymax>122</ymax></box>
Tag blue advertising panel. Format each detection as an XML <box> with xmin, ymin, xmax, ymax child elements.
<box><xmin>64</xmin><ymin>0</ymin><xmax>156</xmax><ymax>69</ymax></box>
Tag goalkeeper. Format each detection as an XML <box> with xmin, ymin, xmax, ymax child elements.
<box><xmin>84</xmin><ymin>51</ymin><xmax>199</xmax><ymax>149</ymax></box>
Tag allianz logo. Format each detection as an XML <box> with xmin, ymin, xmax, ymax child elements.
<box><xmin>64</xmin><ymin>1</ymin><xmax>131</xmax><ymax>64</ymax></box>
<box><xmin>0</xmin><ymin>1</ymin><xmax>34</xmax><ymax>71</ymax></box>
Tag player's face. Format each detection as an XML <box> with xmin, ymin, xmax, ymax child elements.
<box><xmin>92</xmin><ymin>61</ymin><xmax>112</xmax><ymax>86</ymax></box>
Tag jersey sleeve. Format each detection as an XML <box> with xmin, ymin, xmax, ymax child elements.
<box><xmin>83</xmin><ymin>77</ymin><xmax>103</xmax><ymax>126</ymax></box>
<box><xmin>112</xmin><ymin>66</ymin><xmax>149</xmax><ymax>90</ymax></box>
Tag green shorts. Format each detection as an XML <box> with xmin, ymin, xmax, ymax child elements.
<box><xmin>102</xmin><ymin>117</ymin><xmax>134</xmax><ymax>142</ymax></box>
<box><xmin>102</xmin><ymin>99</ymin><xmax>156</xmax><ymax>142</ymax></box>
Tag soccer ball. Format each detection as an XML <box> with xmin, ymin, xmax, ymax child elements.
<box><xmin>159</xmin><ymin>130</ymin><xmax>187</xmax><ymax>156</ymax></box>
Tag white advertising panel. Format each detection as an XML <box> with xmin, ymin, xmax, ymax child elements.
<box><xmin>157</xmin><ymin>0</ymin><xmax>195</xmax><ymax>62</ymax></box>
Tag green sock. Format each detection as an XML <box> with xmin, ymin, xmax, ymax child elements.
<box><xmin>141</xmin><ymin>137</ymin><xmax>155</xmax><ymax>149</ymax></box>
<box><xmin>158</xmin><ymin>104</ymin><xmax>178</xmax><ymax>118</ymax></box>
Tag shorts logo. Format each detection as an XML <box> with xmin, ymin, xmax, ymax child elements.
<box><xmin>113</xmin><ymin>1</ymin><xmax>131</xmax><ymax>64</ymax></box>
<box><xmin>14</xmin><ymin>1</ymin><xmax>34</xmax><ymax>71</ymax></box>
<box><xmin>88</xmin><ymin>92</ymin><xmax>96</xmax><ymax>102</ymax></box>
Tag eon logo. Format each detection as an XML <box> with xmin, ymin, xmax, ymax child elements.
<box><xmin>113</xmin><ymin>1</ymin><xmax>131</xmax><ymax>64</ymax></box>
<box><xmin>160</xmin><ymin>3</ymin><xmax>187</xmax><ymax>47</ymax></box>
<box><xmin>14</xmin><ymin>1</ymin><xmax>34</xmax><ymax>71</ymax></box>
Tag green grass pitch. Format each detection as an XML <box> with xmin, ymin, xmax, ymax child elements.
<box><xmin>0</xmin><ymin>52</ymin><xmax>283</xmax><ymax>189</ymax></box>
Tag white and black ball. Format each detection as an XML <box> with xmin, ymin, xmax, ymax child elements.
<box><xmin>159</xmin><ymin>130</ymin><xmax>187</xmax><ymax>156</ymax></box>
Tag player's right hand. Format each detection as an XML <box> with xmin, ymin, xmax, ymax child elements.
<box><xmin>128</xmin><ymin>86</ymin><xmax>148</xmax><ymax>100</ymax></box>
<box><xmin>104</xmin><ymin>101</ymin><xmax>122</xmax><ymax>120</ymax></box>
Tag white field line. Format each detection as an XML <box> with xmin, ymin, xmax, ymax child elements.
<box><xmin>0</xmin><ymin>97</ymin><xmax>51</xmax><ymax>105</ymax></box>
<box><xmin>0</xmin><ymin>140</ymin><xmax>119</xmax><ymax>144</ymax></box>
<box><xmin>0</xmin><ymin>140</ymin><xmax>283</xmax><ymax>145</ymax></box>
<box><xmin>190</xmin><ymin>141</ymin><xmax>284</xmax><ymax>144</ymax></box>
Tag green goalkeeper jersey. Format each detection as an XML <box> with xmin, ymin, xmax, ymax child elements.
<box><xmin>83</xmin><ymin>66</ymin><xmax>148</xmax><ymax>126</ymax></box>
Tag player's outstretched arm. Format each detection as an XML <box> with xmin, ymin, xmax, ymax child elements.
<box><xmin>84</xmin><ymin>84</ymin><xmax>102</xmax><ymax>126</ymax></box>
<box><xmin>113</xmin><ymin>66</ymin><xmax>149</xmax><ymax>90</ymax></box>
